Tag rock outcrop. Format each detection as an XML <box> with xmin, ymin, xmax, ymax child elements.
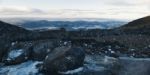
<box><xmin>2</xmin><ymin>42</ymin><xmax>32</xmax><ymax>65</ymax></box>
<box><xmin>43</xmin><ymin>46</ymin><xmax>85</xmax><ymax>74</ymax></box>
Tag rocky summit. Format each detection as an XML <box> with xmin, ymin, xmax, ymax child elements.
<box><xmin>0</xmin><ymin>16</ymin><xmax>150</xmax><ymax>75</ymax></box>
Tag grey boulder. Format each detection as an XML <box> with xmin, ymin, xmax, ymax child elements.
<box><xmin>43</xmin><ymin>46</ymin><xmax>85</xmax><ymax>74</ymax></box>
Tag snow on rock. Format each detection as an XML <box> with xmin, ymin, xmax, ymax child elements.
<box><xmin>11</xmin><ymin>42</ymin><xmax>15</xmax><ymax>46</ymax></box>
<box><xmin>84</xmin><ymin>64</ymin><xmax>106</xmax><ymax>72</ymax></box>
<box><xmin>11</xmin><ymin>41</ymin><xmax>18</xmax><ymax>46</ymax></box>
<box><xmin>58</xmin><ymin>67</ymin><xmax>84</xmax><ymax>74</ymax></box>
<box><xmin>63</xmin><ymin>42</ymin><xmax>68</xmax><ymax>45</ymax></box>
<box><xmin>0</xmin><ymin>61</ymin><xmax>43</xmax><ymax>75</ymax></box>
<box><xmin>103</xmin><ymin>56</ymin><xmax>118</xmax><ymax>65</ymax></box>
<box><xmin>108</xmin><ymin>49</ymin><xmax>112</xmax><ymax>51</ymax></box>
<box><xmin>7</xmin><ymin>49</ymin><xmax>24</xmax><ymax>60</ymax></box>
<box><xmin>110</xmin><ymin>51</ymin><xmax>115</xmax><ymax>54</ymax></box>
<box><xmin>3</xmin><ymin>48</ymin><xmax>31</xmax><ymax>65</ymax></box>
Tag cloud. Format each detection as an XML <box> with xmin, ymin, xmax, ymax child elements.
<box><xmin>0</xmin><ymin>7</ymin><xmax>149</xmax><ymax>20</ymax></box>
<box><xmin>102</xmin><ymin>0</ymin><xmax>150</xmax><ymax>6</ymax></box>
<box><xmin>0</xmin><ymin>0</ymin><xmax>150</xmax><ymax>20</ymax></box>
<box><xmin>0</xmin><ymin>6</ymin><xmax>45</xmax><ymax>15</ymax></box>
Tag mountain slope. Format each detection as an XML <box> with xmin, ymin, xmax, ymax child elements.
<box><xmin>120</xmin><ymin>16</ymin><xmax>150</xmax><ymax>30</ymax></box>
<box><xmin>0</xmin><ymin>21</ymin><xmax>31</xmax><ymax>41</ymax></box>
<box><xmin>0</xmin><ymin>21</ymin><xmax>29</xmax><ymax>35</ymax></box>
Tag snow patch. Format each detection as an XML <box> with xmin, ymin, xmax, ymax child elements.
<box><xmin>64</xmin><ymin>42</ymin><xmax>68</xmax><ymax>45</ymax></box>
<box><xmin>11</xmin><ymin>42</ymin><xmax>15</xmax><ymax>46</ymax></box>
<box><xmin>58</xmin><ymin>67</ymin><xmax>84</xmax><ymax>74</ymax></box>
<box><xmin>7</xmin><ymin>49</ymin><xmax>24</xmax><ymax>60</ymax></box>
<box><xmin>84</xmin><ymin>64</ymin><xmax>105</xmax><ymax>71</ymax></box>
<box><xmin>111</xmin><ymin>51</ymin><xmax>115</xmax><ymax>54</ymax></box>
<box><xmin>0</xmin><ymin>61</ymin><xmax>43</xmax><ymax>75</ymax></box>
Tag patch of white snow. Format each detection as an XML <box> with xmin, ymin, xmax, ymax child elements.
<box><xmin>0</xmin><ymin>61</ymin><xmax>43</xmax><ymax>75</ymax></box>
<box><xmin>8</xmin><ymin>49</ymin><xmax>24</xmax><ymax>60</ymax></box>
<box><xmin>58</xmin><ymin>67</ymin><xmax>83</xmax><ymax>74</ymax></box>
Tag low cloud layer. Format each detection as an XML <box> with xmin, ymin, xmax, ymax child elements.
<box><xmin>0</xmin><ymin>0</ymin><xmax>150</xmax><ymax>20</ymax></box>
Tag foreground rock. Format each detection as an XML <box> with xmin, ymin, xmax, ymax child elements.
<box><xmin>43</xmin><ymin>46</ymin><xmax>85</xmax><ymax>74</ymax></box>
<box><xmin>2</xmin><ymin>42</ymin><xmax>32</xmax><ymax>65</ymax></box>
<box><xmin>31</xmin><ymin>40</ymin><xmax>57</xmax><ymax>61</ymax></box>
<box><xmin>0</xmin><ymin>54</ymin><xmax>150</xmax><ymax>75</ymax></box>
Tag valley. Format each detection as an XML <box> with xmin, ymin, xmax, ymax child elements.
<box><xmin>0</xmin><ymin>16</ymin><xmax>150</xmax><ymax>75</ymax></box>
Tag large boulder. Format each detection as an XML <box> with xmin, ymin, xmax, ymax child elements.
<box><xmin>43</xmin><ymin>46</ymin><xmax>85</xmax><ymax>74</ymax></box>
<box><xmin>2</xmin><ymin>49</ymin><xmax>30</xmax><ymax>65</ymax></box>
<box><xmin>2</xmin><ymin>42</ymin><xmax>32</xmax><ymax>65</ymax></box>
<box><xmin>31</xmin><ymin>40</ymin><xmax>65</xmax><ymax>61</ymax></box>
<box><xmin>31</xmin><ymin>41</ymin><xmax>55</xmax><ymax>61</ymax></box>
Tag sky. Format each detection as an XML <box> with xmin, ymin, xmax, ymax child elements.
<box><xmin>0</xmin><ymin>0</ymin><xmax>150</xmax><ymax>20</ymax></box>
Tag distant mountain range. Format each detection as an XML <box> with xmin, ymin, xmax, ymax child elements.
<box><xmin>17</xmin><ymin>20</ymin><xmax>126</xmax><ymax>30</ymax></box>
<box><xmin>0</xmin><ymin>18</ymin><xmax>127</xmax><ymax>30</ymax></box>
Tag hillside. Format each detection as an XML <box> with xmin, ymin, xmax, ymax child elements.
<box><xmin>0</xmin><ymin>21</ymin><xmax>30</xmax><ymax>40</ymax></box>
<box><xmin>120</xmin><ymin>16</ymin><xmax>150</xmax><ymax>30</ymax></box>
